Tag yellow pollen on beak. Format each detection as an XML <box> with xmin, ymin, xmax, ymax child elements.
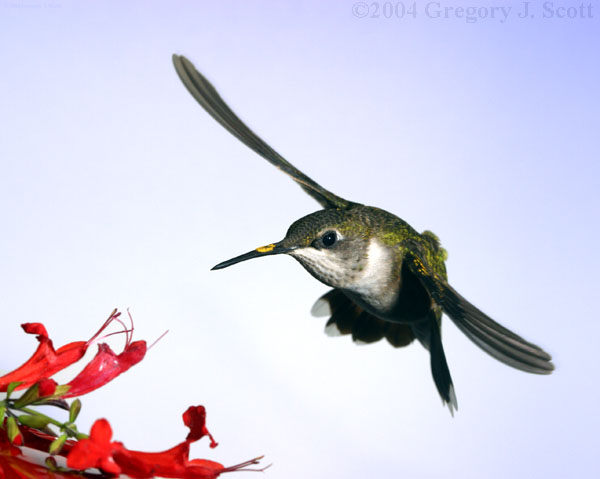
<box><xmin>256</xmin><ymin>243</ymin><xmax>276</xmax><ymax>253</ymax></box>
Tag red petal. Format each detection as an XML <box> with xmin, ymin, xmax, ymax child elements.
<box><xmin>21</xmin><ymin>323</ymin><xmax>48</xmax><ymax>337</ymax></box>
<box><xmin>183</xmin><ymin>406</ymin><xmax>218</xmax><ymax>447</ymax></box>
<box><xmin>63</xmin><ymin>340</ymin><xmax>146</xmax><ymax>398</ymax></box>
<box><xmin>89</xmin><ymin>418</ymin><xmax>113</xmax><ymax>446</ymax></box>
<box><xmin>183</xmin><ymin>406</ymin><xmax>207</xmax><ymax>441</ymax></box>
<box><xmin>99</xmin><ymin>456</ymin><xmax>122</xmax><ymax>476</ymax></box>
<box><xmin>65</xmin><ymin>440</ymin><xmax>95</xmax><ymax>470</ymax></box>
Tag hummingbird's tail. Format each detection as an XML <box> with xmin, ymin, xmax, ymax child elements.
<box><xmin>413</xmin><ymin>318</ymin><xmax>458</xmax><ymax>415</ymax></box>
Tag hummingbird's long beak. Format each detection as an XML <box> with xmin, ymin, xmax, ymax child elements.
<box><xmin>211</xmin><ymin>242</ymin><xmax>294</xmax><ymax>270</ymax></box>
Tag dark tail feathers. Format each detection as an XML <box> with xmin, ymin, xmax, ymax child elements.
<box><xmin>413</xmin><ymin>318</ymin><xmax>458</xmax><ymax>415</ymax></box>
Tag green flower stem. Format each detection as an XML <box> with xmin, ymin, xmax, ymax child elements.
<box><xmin>16</xmin><ymin>406</ymin><xmax>88</xmax><ymax>440</ymax></box>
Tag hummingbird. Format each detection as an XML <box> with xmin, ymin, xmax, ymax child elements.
<box><xmin>172</xmin><ymin>54</ymin><xmax>554</xmax><ymax>414</ymax></box>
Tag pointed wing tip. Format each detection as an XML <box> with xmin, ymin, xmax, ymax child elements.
<box><xmin>172</xmin><ymin>53</ymin><xmax>189</xmax><ymax>62</ymax></box>
<box><xmin>533</xmin><ymin>360</ymin><xmax>555</xmax><ymax>375</ymax></box>
<box><xmin>172</xmin><ymin>53</ymin><xmax>183</xmax><ymax>67</ymax></box>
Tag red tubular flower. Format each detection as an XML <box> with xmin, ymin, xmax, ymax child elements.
<box><xmin>1</xmin><ymin>311</ymin><xmax>264</xmax><ymax>478</ymax></box>
<box><xmin>63</xmin><ymin>406</ymin><xmax>263</xmax><ymax>479</ymax></box>
<box><xmin>0</xmin><ymin>310</ymin><xmax>125</xmax><ymax>393</ymax></box>
<box><xmin>67</xmin><ymin>406</ymin><xmax>214</xmax><ymax>478</ymax></box>
<box><xmin>63</xmin><ymin>340</ymin><xmax>147</xmax><ymax>398</ymax></box>
<box><xmin>0</xmin><ymin>309</ymin><xmax>146</xmax><ymax>399</ymax></box>
<box><xmin>0</xmin><ymin>324</ymin><xmax>87</xmax><ymax>392</ymax></box>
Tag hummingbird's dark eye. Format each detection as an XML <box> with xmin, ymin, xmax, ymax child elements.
<box><xmin>321</xmin><ymin>231</ymin><xmax>338</xmax><ymax>248</ymax></box>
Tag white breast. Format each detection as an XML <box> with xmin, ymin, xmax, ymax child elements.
<box><xmin>350</xmin><ymin>239</ymin><xmax>398</xmax><ymax>312</ymax></box>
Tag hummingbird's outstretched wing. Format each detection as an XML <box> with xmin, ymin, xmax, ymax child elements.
<box><xmin>312</xmin><ymin>289</ymin><xmax>415</xmax><ymax>347</ymax></box>
<box><xmin>403</xmin><ymin>246</ymin><xmax>554</xmax><ymax>374</ymax></box>
<box><xmin>172</xmin><ymin>54</ymin><xmax>354</xmax><ymax>210</ymax></box>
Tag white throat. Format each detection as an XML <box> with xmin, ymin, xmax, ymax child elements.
<box><xmin>291</xmin><ymin>238</ymin><xmax>399</xmax><ymax>313</ymax></box>
<box><xmin>350</xmin><ymin>239</ymin><xmax>397</xmax><ymax>310</ymax></box>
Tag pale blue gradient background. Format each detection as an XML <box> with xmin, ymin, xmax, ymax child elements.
<box><xmin>0</xmin><ymin>1</ymin><xmax>598</xmax><ymax>478</ymax></box>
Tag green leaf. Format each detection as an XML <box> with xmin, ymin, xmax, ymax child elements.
<box><xmin>17</xmin><ymin>414</ymin><xmax>51</xmax><ymax>429</ymax></box>
<box><xmin>7</xmin><ymin>416</ymin><xmax>21</xmax><ymax>443</ymax></box>
<box><xmin>6</xmin><ymin>382</ymin><xmax>22</xmax><ymax>398</ymax></box>
<box><xmin>0</xmin><ymin>405</ymin><xmax>6</xmax><ymax>427</ymax></box>
<box><xmin>49</xmin><ymin>433</ymin><xmax>67</xmax><ymax>455</ymax></box>
<box><xmin>13</xmin><ymin>383</ymin><xmax>39</xmax><ymax>408</ymax></box>
<box><xmin>69</xmin><ymin>399</ymin><xmax>82</xmax><ymax>423</ymax></box>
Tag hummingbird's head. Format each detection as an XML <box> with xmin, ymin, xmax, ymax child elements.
<box><xmin>211</xmin><ymin>208</ymin><xmax>377</xmax><ymax>289</ymax></box>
